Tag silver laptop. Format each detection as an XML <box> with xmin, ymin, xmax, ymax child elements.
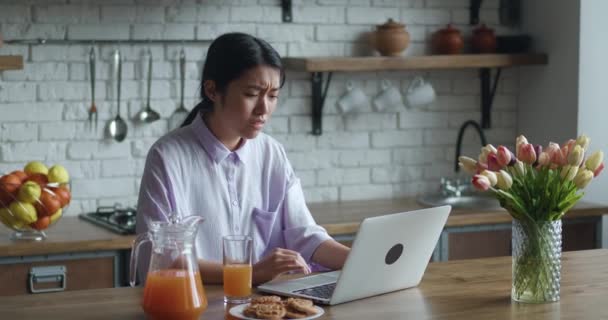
<box><xmin>257</xmin><ymin>206</ymin><xmax>451</xmax><ymax>305</ymax></box>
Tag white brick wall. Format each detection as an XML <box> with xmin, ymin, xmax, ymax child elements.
<box><xmin>0</xmin><ymin>0</ymin><xmax>519</xmax><ymax>215</ymax></box>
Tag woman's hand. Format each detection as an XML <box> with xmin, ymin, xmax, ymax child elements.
<box><xmin>252</xmin><ymin>248</ymin><xmax>311</xmax><ymax>285</ymax></box>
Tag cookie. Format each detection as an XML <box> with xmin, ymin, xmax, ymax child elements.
<box><xmin>285</xmin><ymin>298</ymin><xmax>317</xmax><ymax>316</ymax></box>
<box><xmin>251</xmin><ymin>295</ymin><xmax>282</xmax><ymax>305</ymax></box>
<box><xmin>243</xmin><ymin>304</ymin><xmax>260</xmax><ymax>318</ymax></box>
<box><xmin>254</xmin><ymin>303</ymin><xmax>286</xmax><ymax>319</ymax></box>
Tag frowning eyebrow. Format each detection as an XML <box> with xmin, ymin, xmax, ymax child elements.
<box><xmin>246</xmin><ymin>85</ymin><xmax>280</xmax><ymax>91</ymax></box>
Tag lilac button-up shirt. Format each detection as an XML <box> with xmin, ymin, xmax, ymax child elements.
<box><xmin>136</xmin><ymin>114</ymin><xmax>331</xmax><ymax>270</ymax></box>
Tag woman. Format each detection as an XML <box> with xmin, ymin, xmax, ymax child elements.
<box><xmin>136</xmin><ymin>33</ymin><xmax>350</xmax><ymax>285</ymax></box>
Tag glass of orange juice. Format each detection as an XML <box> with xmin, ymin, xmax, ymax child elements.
<box><xmin>223</xmin><ymin>235</ymin><xmax>253</xmax><ymax>304</ymax></box>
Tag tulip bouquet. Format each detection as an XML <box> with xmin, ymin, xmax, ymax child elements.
<box><xmin>459</xmin><ymin>134</ymin><xmax>603</xmax><ymax>303</ymax></box>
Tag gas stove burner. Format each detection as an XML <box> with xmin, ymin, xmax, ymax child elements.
<box><xmin>79</xmin><ymin>204</ymin><xmax>137</xmax><ymax>235</ymax></box>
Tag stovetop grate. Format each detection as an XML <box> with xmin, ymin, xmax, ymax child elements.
<box><xmin>79</xmin><ymin>205</ymin><xmax>137</xmax><ymax>235</ymax></box>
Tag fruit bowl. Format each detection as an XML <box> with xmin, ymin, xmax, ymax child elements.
<box><xmin>0</xmin><ymin>161</ymin><xmax>71</xmax><ymax>241</ymax></box>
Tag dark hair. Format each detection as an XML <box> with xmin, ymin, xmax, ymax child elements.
<box><xmin>181</xmin><ymin>33</ymin><xmax>285</xmax><ymax>127</ymax></box>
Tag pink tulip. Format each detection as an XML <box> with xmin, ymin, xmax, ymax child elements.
<box><xmin>515</xmin><ymin>135</ymin><xmax>528</xmax><ymax>157</ymax></box>
<box><xmin>478</xmin><ymin>144</ymin><xmax>497</xmax><ymax>165</ymax></box>
<box><xmin>476</xmin><ymin>161</ymin><xmax>488</xmax><ymax>173</ymax></box>
<box><xmin>472</xmin><ymin>174</ymin><xmax>491</xmax><ymax>191</ymax></box>
<box><xmin>486</xmin><ymin>153</ymin><xmax>502</xmax><ymax>171</ymax></box>
<box><xmin>496</xmin><ymin>146</ymin><xmax>512</xmax><ymax>167</ymax></box>
<box><xmin>546</xmin><ymin>142</ymin><xmax>566</xmax><ymax>166</ymax></box>
<box><xmin>562</xmin><ymin>139</ymin><xmax>577</xmax><ymax>156</ymax></box>
<box><xmin>518</xmin><ymin>144</ymin><xmax>537</xmax><ymax>165</ymax></box>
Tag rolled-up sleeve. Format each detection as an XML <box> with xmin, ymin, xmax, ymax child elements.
<box><xmin>281</xmin><ymin>177</ymin><xmax>332</xmax><ymax>263</ymax></box>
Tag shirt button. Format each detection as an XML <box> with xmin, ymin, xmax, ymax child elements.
<box><xmin>232</xmin><ymin>200</ymin><xmax>238</xmax><ymax>206</ymax></box>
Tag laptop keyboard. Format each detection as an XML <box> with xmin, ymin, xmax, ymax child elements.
<box><xmin>293</xmin><ymin>282</ymin><xmax>336</xmax><ymax>300</ymax></box>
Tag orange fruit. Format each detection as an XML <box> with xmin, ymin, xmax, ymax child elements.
<box><xmin>10</xmin><ymin>170</ymin><xmax>28</xmax><ymax>183</ymax></box>
<box><xmin>26</xmin><ymin>173</ymin><xmax>48</xmax><ymax>188</ymax></box>
<box><xmin>0</xmin><ymin>174</ymin><xmax>21</xmax><ymax>194</ymax></box>
<box><xmin>30</xmin><ymin>216</ymin><xmax>50</xmax><ymax>230</ymax></box>
<box><xmin>35</xmin><ymin>189</ymin><xmax>62</xmax><ymax>217</ymax></box>
<box><xmin>50</xmin><ymin>186</ymin><xmax>71</xmax><ymax>207</ymax></box>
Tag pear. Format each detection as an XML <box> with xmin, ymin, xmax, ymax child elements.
<box><xmin>48</xmin><ymin>165</ymin><xmax>70</xmax><ymax>184</ymax></box>
<box><xmin>24</xmin><ymin>161</ymin><xmax>49</xmax><ymax>176</ymax></box>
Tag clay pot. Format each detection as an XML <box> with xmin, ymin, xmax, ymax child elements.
<box><xmin>432</xmin><ymin>24</ymin><xmax>464</xmax><ymax>55</ymax></box>
<box><xmin>472</xmin><ymin>24</ymin><xmax>497</xmax><ymax>53</ymax></box>
<box><xmin>372</xmin><ymin>19</ymin><xmax>410</xmax><ymax>57</ymax></box>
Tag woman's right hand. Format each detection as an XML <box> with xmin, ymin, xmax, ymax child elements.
<box><xmin>252</xmin><ymin>248</ymin><xmax>311</xmax><ymax>285</ymax></box>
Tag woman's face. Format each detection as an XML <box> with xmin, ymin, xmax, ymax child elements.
<box><xmin>212</xmin><ymin>65</ymin><xmax>281</xmax><ymax>141</ymax></box>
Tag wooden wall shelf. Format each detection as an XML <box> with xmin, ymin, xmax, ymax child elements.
<box><xmin>282</xmin><ymin>54</ymin><xmax>549</xmax><ymax>135</ymax></box>
<box><xmin>0</xmin><ymin>56</ymin><xmax>24</xmax><ymax>71</ymax></box>
<box><xmin>283</xmin><ymin>54</ymin><xmax>548</xmax><ymax>72</ymax></box>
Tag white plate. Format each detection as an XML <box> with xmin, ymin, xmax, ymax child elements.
<box><xmin>229</xmin><ymin>303</ymin><xmax>325</xmax><ymax>320</ymax></box>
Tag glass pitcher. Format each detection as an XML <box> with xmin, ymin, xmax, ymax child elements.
<box><xmin>130</xmin><ymin>215</ymin><xmax>207</xmax><ymax>320</ymax></box>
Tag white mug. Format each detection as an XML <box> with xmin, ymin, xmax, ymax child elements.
<box><xmin>336</xmin><ymin>81</ymin><xmax>368</xmax><ymax>114</ymax></box>
<box><xmin>405</xmin><ymin>77</ymin><xmax>436</xmax><ymax>109</ymax></box>
<box><xmin>373</xmin><ymin>79</ymin><xmax>403</xmax><ymax>112</ymax></box>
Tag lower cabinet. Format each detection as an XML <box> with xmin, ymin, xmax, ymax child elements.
<box><xmin>0</xmin><ymin>250</ymin><xmax>127</xmax><ymax>296</ymax></box>
<box><xmin>436</xmin><ymin>216</ymin><xmax>602</xmax><ymax>261</ymax></box>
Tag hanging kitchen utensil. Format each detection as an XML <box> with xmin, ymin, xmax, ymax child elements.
<box><xmin>168</xmin><ymin>48</ymin><xmax>189</xmax><ymax>131</ymax></box>
<box><xmin>88</xmin><ymin>47</ymin><xmax>98</xmax><ymax>131</ymax></box>
<box><xmin>134</xmin><ymin>49</ymin><xmax>160</xmax><ymax>123</ymax></box>
<box><xmin>106</xmin><ymin>49</ymin><xmax>128</xmax><ymax>142</ymax></box>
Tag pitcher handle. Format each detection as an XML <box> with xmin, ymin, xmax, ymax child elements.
<box><xmin>129</xmin><ymin>232</ymin><xmax>151</xmax><ymax>287</ymax></box>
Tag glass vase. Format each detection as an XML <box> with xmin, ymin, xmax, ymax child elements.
<box><xmin>511</xmin><ymin>219</ymin><xmax>562</xmax><ymax>303</ymax></box>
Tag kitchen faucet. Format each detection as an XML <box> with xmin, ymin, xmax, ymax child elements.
<box><xmin>454</xmin><ymin>120</ymin><xmax>488</xmax><ymax>172</ymax></box>
<box><xmin>439</xmin><ymin>120</ymin><xmax>488</xmax><ymax>198</ymax></box>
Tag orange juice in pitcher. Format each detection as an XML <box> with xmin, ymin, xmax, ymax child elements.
<box><xmin>143</xmin><ymin>269</ymin><xmax>207</xmax><ymax>320</ymax></box>
<box><xmin>130</xmin><ymin>215</ymin><xmax>207</xmax><ymax>320</ymax></box>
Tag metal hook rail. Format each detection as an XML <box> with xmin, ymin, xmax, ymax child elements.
<box><xmin>4</xmin><ymin>38</ymin><xmax>213</xmax><ymax>45</ymax></box>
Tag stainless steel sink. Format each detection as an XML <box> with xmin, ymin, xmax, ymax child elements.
<box><xmin>417</xmin><ymin>193</ymin><xmax>501</xmax><ymax>210</ymax></box>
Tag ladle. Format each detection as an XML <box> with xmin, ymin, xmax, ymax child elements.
<box><xmin>134</xmin><ymin>49</ymin><xmax>160</xmax><ymax>123</ymax></box>
<box><xmin>106</xmin><ymin>49</ymin><xmax>128</xmax><ymax>142</ymax></box>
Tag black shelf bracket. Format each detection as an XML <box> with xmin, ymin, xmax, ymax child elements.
<box><xmin>470</xmin><ymin>0</ymin><xmax>483</xmax><ymax>25</ymax></box>
<box><xmin>479</xmin><ymin>67</ymin><xmax>502</xmax><ymax>129</ymax></box>
<box><xmin>281</xmin><ymin>0</ymin><xmax>293</xmax><ymax>23</ymax></box>
<box><xmin>311</xmin><ymin>72</ymin><xmax>333</xmax><ymax>136</ymax></box>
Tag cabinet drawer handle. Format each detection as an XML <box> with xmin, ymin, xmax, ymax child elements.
<box><xmin>28</xmin><ymin>266</ymin><xmax>67</xmax><ymax>293</ymax></box>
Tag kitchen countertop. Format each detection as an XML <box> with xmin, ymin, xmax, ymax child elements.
<box><xmin>1</xmin><ymin>249</ymin><xmax>607</xmax><ymax>319</ymax></box>
<box><xmin>0</xmin><ymin>198</ymin><xmax>606</xmax><ymax>257</ymax></box>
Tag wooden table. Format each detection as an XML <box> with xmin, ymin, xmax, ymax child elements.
<box><xmin>1</xmin><ymin>249</ymin><xmax>607</xmax><ymax>319</ymax></box>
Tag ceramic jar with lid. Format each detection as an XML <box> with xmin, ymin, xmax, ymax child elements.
<box><xmin>471</xmin><ymin>24</ymin><xmax>497</xmax><ymax>53</ymax></box>
<box><xmin>432</xmin><ymin>24</ymin><xmax>464</xmax><ymax>55</ymax></box>
<box><xmin>372</xmin><ymin>18</ymin><xmax>410</xmax><ymax>57</ymax></box>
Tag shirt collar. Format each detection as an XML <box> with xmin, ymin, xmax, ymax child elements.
<box><xmin>191</xmin><ymin>113</ymin><xmax>251</xmax><ymax>164</ymax></box>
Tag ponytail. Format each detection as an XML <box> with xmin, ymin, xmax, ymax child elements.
<box><xmin>180</xmin><ymin>97</ymin><xmax>213</xmax><ymax>128</ymax></box>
